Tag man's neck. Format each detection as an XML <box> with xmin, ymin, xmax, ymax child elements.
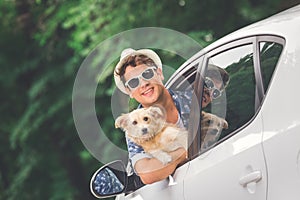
<box><xmin>156</xmin><ymin>88</ymin><xmax>179</xmax><ymax>124</ymax></box>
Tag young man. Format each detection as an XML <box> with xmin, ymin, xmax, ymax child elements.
<box><xmin>114</xmin><ymin>48</ymin><xmax>187</xmax><ymax>184</ymax></box>
<box><xmin>113</xmin><ymin>48</ymin><xmax>229</xmax><ymax>184</ymax></box>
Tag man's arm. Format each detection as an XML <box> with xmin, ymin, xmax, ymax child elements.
<box><xmin>134</xmin><ymin>148</ymin><xmax>187</xmax><ymax>184</ymax></box>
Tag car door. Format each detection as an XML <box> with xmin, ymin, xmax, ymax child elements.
<box><xmin>184</xmin><ymin>37</ymin><xmax>268</xmax><ymax>200</ymax></box>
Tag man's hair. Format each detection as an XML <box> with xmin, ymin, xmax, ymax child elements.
<box><xmin>206</xmin><ymin>65</ymin><xmax>230</xmax><ymax>89</ymax></box>
<box><xmin>115</xmin><ymin>54</ymin><xmax>157</xmax><ymax>79</ymax></box>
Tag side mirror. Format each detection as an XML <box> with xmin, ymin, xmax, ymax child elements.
<box><xmin>90</xmin><ymin>160</ymin><xmax>128</xmax><ymax>198</ymax></box>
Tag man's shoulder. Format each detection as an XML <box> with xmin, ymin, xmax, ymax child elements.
<box><xmin>169</xmin><ymin>89</ymin><xmax>193</xmax><ymax>110</ymax></box>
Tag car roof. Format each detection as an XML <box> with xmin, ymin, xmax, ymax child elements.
<box><xmin>187</xmin><ymin>4</ymin><xmax>300</xmax><ymax>62</ymax></box>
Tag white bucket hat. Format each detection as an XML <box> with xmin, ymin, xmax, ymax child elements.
<box><xmin>114</xmin><ymin>48</ymin><xmax>162</xmax><ymax>94</ymax></box>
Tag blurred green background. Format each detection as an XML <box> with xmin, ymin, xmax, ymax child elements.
<box><xmin>0</xmin><ymin>0</ymin><xmax>299</xmax><ymax>199</ymax></box>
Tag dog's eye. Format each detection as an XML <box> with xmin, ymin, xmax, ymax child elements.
<box><xmin>143</xmin><ymin>117</ymin><xmax>149</xmax><ymax>121</ymax></box>
<box><xmin>132</xmin><ymin>121</ymin><xmax>137</xmax><ymax>125</ymax></box>
<box><xmin>206</xmin><ymin>120</ymin><xmax>212</xmax><ymax>125</ymax></box>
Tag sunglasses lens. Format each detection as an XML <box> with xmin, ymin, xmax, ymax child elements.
<box><xmin>212</xmin><ymin>89</ymin><xmax>221</xmax><ymax>99</ymax></box>
<box><xmin>127</xmin><ymin>78</ymin><xmax>140</xmax><ymax>89</ymax></box>
<box><xmin>204</xmin><ymin>78</ymin><xmax>214</xmax><ymax>89</ymax></box>
<box><xmin>142</xmin><ymin>68</ymin><xmax>155</xmax><ymax>79</ymax></box>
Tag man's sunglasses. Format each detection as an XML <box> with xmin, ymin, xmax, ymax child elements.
<box><xmin>124</xmin><ymin>66</ymin><xmax>157</xmax><ymax>90</ymax></box>
<box><xmin>204</xmin><ymin>77</ymin><xmax>223</xmax><ymax>99</ymax></box>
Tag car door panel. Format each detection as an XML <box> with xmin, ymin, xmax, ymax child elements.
<box><xmin>260</xmin><ymin>56</ymin><xmax>300</xmax><ymax>200</ymax></box>
<box><xmin>122</xmin><ymin>162</ymin><xmax>189</xmax><ymax>200</ymax></box>
<box><xmin>184</xmin><ymin>113</ymin><xmax>267</xmax><ymax>200</ymax></box>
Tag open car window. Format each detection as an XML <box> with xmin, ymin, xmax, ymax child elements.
<box><xmin>204</xmin><ymin>44</ymin><xmax>256</xmax><ymax>147</ymax></box>
<box><xmin>200</xmin><ymin>36</ymin><xmax>284</xmax><ymax>154</ymax></box>
<box><xmin>170</xmin><ymin>36</ymin><xmax>285</xmax><ymax>159</ymax></box>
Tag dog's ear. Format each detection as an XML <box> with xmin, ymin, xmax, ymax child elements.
<box><xmin>149</xmin><ymin>105</ymin><xmax>165</xmax><ymax>120</ymax></box>
<box><xmin>115</xmin><ymin>114</ymin><xmax>128</xmax><ymax>130</ymax></box>
<box><xmin>222</xmin><ymin>119</ymin><xmax>228</xmax><ymax>129</ymax></box>
<box><xmin>201</xmin><ymin>111</ymin><xmax>205</xmax><ymax>119</ymax></box>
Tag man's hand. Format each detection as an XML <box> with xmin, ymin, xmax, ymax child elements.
<box><xmin>134</xmin><ymin>148</ymin><xmax>187</xmax><ymax>184</ymax></box>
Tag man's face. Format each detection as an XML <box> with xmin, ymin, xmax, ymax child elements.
<box><xmin>202</xmin><ymin>78</ymin><xmax>223</xmax><ymax>108</ymax></box>
<box><xmin>123</xmin><ymin>64</ymin><xmax>165</xmax><ymax>107</ymax></box>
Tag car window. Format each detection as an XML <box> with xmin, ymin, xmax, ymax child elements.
<box><xmin>200</xmin><ymin>44</ymin><xmax>256</xmax><ymax>150</ymax></box>
<box><xmin>167</xmin><ymin>37</ymin><xmax>284</xmax><ymax>156</ymax></box>
<box><xmin>259</xmin><ymin>41</ymin><xmax>283</xmax><ymax>93</ymax></box>
<box><xmin>198</xmin><ymin>38</ymin><xmax>284</xmax><ymax>152</ymax></box>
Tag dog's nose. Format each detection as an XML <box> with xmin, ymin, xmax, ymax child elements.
<box><xmin>209</xmin><ymin>129</ymin><xmax>219</xmax><ymax>135</ymax></box>
<box><xmin>142</xmin><ymin>128</ymin><xmax>148</xmax><ymax>135</ymax></box>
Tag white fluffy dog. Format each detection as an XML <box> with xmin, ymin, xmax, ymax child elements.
<box><xmin>115</xmin><ymin>106</ymin><xmax>187</xmax><ymax>165</ymax></box>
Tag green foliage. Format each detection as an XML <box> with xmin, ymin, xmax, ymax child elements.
<box><xmin>259</xmin><ymin>42</ymin><xmax>283</xmax><ymax>91</ymax></box>
<box><xmin>0</xmin><ymin>0</ymin><xmax>294</xmax><ymax>199</ymax></box>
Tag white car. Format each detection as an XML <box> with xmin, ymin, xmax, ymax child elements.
<box><xmin>90</xmin><ymin>4</ymin><xmax>300</xmax><ymax>200</ymax></box>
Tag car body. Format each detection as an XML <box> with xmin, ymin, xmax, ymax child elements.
<box><xmin>92</xmin><ymin>4</ymin><xmax>300</xmax><ymax>200</ymax></box>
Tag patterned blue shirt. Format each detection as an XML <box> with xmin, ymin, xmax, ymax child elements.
<box><xmin>126</xmin><ymin>89</ymin><xmax>193</xmax><ymax>174</ymax></box>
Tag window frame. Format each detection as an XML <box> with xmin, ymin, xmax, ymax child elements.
<box><xmin>256</xmin><ymin>35</ymin><xmax>285</xmax><ymax>96</ymax></box>
<box><xmin>187</xmin><ymin>35</ymin><xmax>285</xmax><ymax>160</ymax></box>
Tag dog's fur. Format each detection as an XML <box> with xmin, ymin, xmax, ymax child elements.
<box><xmin>115</xmin><ymin>107</ymin><xmax>228</xmax><ymax>163</ymax></box>
<box><xmin>115</xmin><ymin>106</ymin><xmax>188</xmax><ymax>165</ymax></box>
<box><xmin>200</xmin><ymin>111</ymin><xmax>228</xmax><ymax>150</ymax></box>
